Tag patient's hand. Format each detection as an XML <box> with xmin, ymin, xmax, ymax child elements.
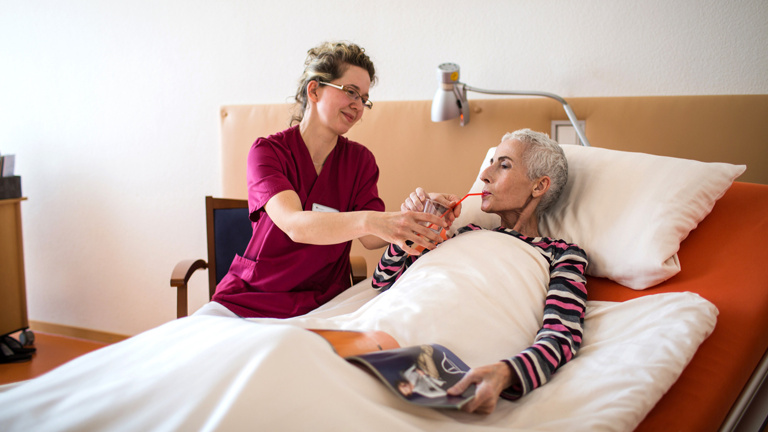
<box><xmin>447</xmin><ymin>362</ymin><xmax>516</xmax><ymax>415</ymax></box>
<box><xmin>401</xmin><ymin>187</ymin><xmax>461</xmax><ymax>225</ymax></box>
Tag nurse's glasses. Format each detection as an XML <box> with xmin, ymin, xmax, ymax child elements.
<box><xmin>319</xmin><ymin>82</ymin><xmax>373</xmax><ymax>109</ymax></box>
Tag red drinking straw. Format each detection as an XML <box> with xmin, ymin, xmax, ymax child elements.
<box><xmin>439</xmin><ymin>192</ymin><xmax>487</xmax><ymax>218</ymax></box>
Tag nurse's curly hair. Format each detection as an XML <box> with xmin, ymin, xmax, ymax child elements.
<box><xmin>291</xmin><ymin>41</ymin><xmax>376</xmax><ymax>125</ymax></box>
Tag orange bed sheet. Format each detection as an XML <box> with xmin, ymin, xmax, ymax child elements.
<box><xmin>588</xmin><ymin>181</ymin><xmax>768</xmax><ymax>430</ymax></box>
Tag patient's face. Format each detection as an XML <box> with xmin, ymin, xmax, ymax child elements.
<box><xmin>479</xmin><ymin>139</ymin><xmax>537</xmax><ymax>214</ymax></box>
<box><xmin>398</xmin><ymin>381</ymin><xmax>414</xmax><ymax>397</ymax></box>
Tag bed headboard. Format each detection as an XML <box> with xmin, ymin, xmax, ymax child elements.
<box><xmin>220</xmin><ymin>95</ymin><xmax>768</xmax><ymax>272</ymax></box>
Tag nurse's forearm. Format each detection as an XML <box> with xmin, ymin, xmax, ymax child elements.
<box><xmin>265</xmin><ymin>191</ymin><xmax>376</xmax><ymax>245</ymax></box>
<box><xmin>282</xmin><ymin>210</ymin><xmax>445</xmax><ymax>255</ymax></box>
<box><xmin>279</xmin><ymin>210</ymin><xmax>380</xmax><ymax>245</ymax></box>
<box><xmin>264</xmin><ymin>191</ymin><xmax>446</xmax><ymax>251</ymax></box>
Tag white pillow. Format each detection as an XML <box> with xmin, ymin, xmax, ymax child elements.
<box><xmin>451</xmin><ymin>145</ymin><xmax>745</xmax><ymax>289</ymax></box>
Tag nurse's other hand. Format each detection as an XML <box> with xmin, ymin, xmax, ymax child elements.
<box><xmin>372</xmin><ymin>210</ymin><xmax>447</xmax><ymax>255</ymax></box>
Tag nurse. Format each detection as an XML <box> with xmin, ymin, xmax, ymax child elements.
<box><xmin>206</xmin><ymin>41</ymin><xmax>450</xmax><ymax>318</ymax></box>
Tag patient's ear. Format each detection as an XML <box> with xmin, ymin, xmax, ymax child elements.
<box><xmin>532</xmin><ymin>176</ymin><xmax>551</xmax><ymax>198</ymax></box>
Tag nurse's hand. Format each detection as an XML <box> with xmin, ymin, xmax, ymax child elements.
<box><xmin>368</xmin><ymin>210</ymin><xmax>447</xmax><ymax>256</ymax></box>
<box><xmin>401</xmin><ymin>187</ymin><xmax>462</xmax><ymax>225</ymax></box>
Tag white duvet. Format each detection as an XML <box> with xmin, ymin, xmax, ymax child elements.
<box><xmin>0</xmin><ymin>233</ymin><xmax>718</xmax><ymax>431</ymax></box>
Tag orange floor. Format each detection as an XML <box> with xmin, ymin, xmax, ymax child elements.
<box><xmin>0</xmin><ymin>332</ymin><xmax>108</xmax><ymax>386</ymax></box>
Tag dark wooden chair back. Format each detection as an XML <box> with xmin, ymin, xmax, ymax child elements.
<box><xmin>170</xmin><ymin>196</ymin><xmax>367</xmax><ymax>318</ymax></box>
<box><xmin>205</xmin><ymin>197</ymin><xmax>251</xmax><ymax>299</ymax></box>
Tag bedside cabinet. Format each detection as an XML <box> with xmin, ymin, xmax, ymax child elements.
<box><xmin>0</xmin><ymin>198</ymin><xmax>30</xmax><ymax>340</ymax></box>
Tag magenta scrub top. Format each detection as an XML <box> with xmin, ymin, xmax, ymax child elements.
<box><xmin>212</xmin><ymin>125</ymin><xmax>385</xmax><ymax>318</ymax></box>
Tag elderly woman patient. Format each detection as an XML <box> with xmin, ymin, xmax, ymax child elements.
<box><xmin>373</xmin><ymin>129</ymin><xmax>588</xmax><ymax>415</ymax></box>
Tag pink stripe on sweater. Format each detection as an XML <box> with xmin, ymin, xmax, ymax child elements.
<box><xmin>543</xmin><ymin>324</ymin><xmax>582</xmax><ymax>343</ymax></box>
<box><xmin>555</xmin><ymin>262</ymin><xmax>585</xmax><ymax>274</ymax></box>
<box><xmin>562</xmin><ymin>344</ymin><xmax>574</xmax><ymax>361</ymax></box>
<box><xmin>376</xmin><ymin>264</ymin><xmax>404</xmax><ymax>272</ymax></box>
<box><xmin>569</xmin><ymin>281</ymin><xmax>587</xmax><ymax>295</ymax></box>
<box><xmin>534</xmin><ymin>240</ymin><xmax>570</xmax><ymax>250</ymax></box>
<box><xmin>533</xmin><ymin>345</ymin><xmax>558</xmax><ymax>367</ymax></box>
<box><xmin>547</xmin><ymin>299</ymin><xmax>583</xmax><ymax>311</ymax></box>
<box><xmin>519</xmin><ymin>355</ymin><xmax>540</xmax><ymax>388</ymax></box>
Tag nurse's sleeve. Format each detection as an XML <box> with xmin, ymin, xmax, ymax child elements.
<box><xmin>246</xmin><ymin>138</ymin><xmax>294</xmax><ymax>221</ymax></box>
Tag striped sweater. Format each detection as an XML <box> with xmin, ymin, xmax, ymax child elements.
<box><xmin>372</xmin><ymin>224</ymin><xmax>588</xmax><ymax>400</ymax></box>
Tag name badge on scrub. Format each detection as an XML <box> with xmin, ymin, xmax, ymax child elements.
<box><xmin>312</xmin><ymin>203</ymin><xmax>339</xmax><ymax>213</ymax></box>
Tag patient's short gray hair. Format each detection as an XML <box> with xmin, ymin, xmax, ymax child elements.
<box><xmin>503</xmin><ymin>129</ymin><xmax>568</xmax><ymax>214</ymax></box>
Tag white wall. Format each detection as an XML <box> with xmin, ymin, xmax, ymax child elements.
<box><xmin>1</xmin><ymin>0</ymin><xmax>766</xmax><ymax>335</ymax></box>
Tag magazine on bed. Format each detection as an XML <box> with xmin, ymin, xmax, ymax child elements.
<box><xmin>346</xmin><ymin>343</ymin><xmax>476</xmax><ymax>409</ymax></box>
<box><xmin>310</xmin><ymin>329</ymin><xmax>475</xmax><ymax>409</ymax></box>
